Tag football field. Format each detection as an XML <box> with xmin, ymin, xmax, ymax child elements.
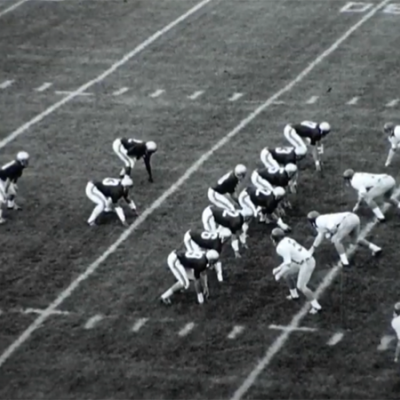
<box><xmin>1</xmin><ymin>0</ymin><xmax>400</xmax><ymax>398</ymax></box>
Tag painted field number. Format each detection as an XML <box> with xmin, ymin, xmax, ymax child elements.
<box><xmin>340</xmin><ymin>2</ymin><xmax>400</xmax><ymax>14</ymax></box>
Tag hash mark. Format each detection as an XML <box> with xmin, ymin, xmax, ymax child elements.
<box><xmin>55</xmin><ymin>90</ymin><xmax>93</xmax><ymax>96</ymax></box>
<box><xmin>131</xmin><ymin>318</ymin><xmax>148</xmax><ymax>332</ymax></box>
<box><xmin>346</xmin><ymin>96</ymin><xmax>359</xmax><ymax>105</ymax></box>
<box><xmin>306</xmin><ymin>95</ymin><xmax>319</xmax><ymax>104</ymax></box>
<box><xmin>84</xmin><ymin>314</ymin><xmax>103</xmax><ymax>329</ymax></box>
<box><xmin>227</xmin><ymin>325</ymin><xmax>245</xmax><ymax>339</ymax></box>
<box><xmin>149</xmin><ymin>89</ymin><xmax>165</xmax><ymax>98</ymax></box>
<box><xmin>113</xmin><ymin>87</ymin><xmax>129</xmax><ymax>96</ymax></box>
<box><xmin>22</xmin><ymin>308</ymin><xmax>70</xmax><ymax>316</ymax></box>
<box><xmin>178</xmin><ymin>322</ymin><xmax>195</xmax><ymax>337</ymax></box>
<box><xmin>35</xmin><ymin>83</ymin><xmax>53</xmax><ymax>92</ymax></box>
<box><xmin>188</xmin><ymin>90</ymin><xmax>204</xmax><ymax>100</ymax></box>
<box><xmin>269</xmin><ymin>324</ymin><xmax>317</xmax><ymax>332</ymax></box>
<box><xmin>386</xmin><ymin>99</ymin><xmax>399</xmax><ymax>108</ymax></box>
<box><xmin>327</xmin><ymin>332</ymin><xmax>344</xmax><ymax>346</ymax></box>
<box><xmin>272</xmin><ymin>100</ymin><xmax>285</xmax><ymax>105</ymax></box>
<box><xmin>0</xmin><ymin>80</ymin><xmax>14</xmax><ymax>89</ymax></box>
<box><xmin>229</xmin><ymin>93</ymin><xmax>244</xmax><ymax>102</ymax></box>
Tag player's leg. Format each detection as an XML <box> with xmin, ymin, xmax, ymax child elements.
<box><xmin>260</xmin><ymin>148</ymin><xmax>280</xmax><ymax>169</ymax></box>
<box><xmin>385</xmin><ymin>137</ymin><xmax>398</xmax><ymax>167</ymax></box>
<box><xmin>201</xmin><ymin>206</ymin><xmax>218</xmax><ymax>231</ymax></box>
<box><xmin>283</xmin><ymin>269</ymin><xmax>300</xmax><ymax>300</ymax></box>
<box><xmin>382</xmin><ymin>176</ymin><xmax>400</xmax><ymax>208</ymax></box>
<box><xmin>214</xmin><ymin>260</ymin><xmax>223</xmax><ymax>282</ymax></box>
<box><xmin>6</xmin><ymin>182</ymin><xmax>20</xmax><ymax>210</ymax></box>
<box><xmin>331</xmin><ymin>224</ymin><xmax>352</xmax><ymax>266</ymax></box>
<box><xmin>349</xmin><ymin>214</ymin><xmax>382</xmax><ymax>254</ymax></box>
<box><xmin>0</xmin><ymin>180</ymin><xmax>8</xmax><ymax>223</ymax></box>
<box><xmin>364</xmin><ymin>187</ymin><xmax>386</xmax><ymax>220</ymax></box>
<box><xmin>183</xmin><ymin>230</ymin><xmax>202</xmax><ymax>252</ymax></box>
<box><xmin>85</xmin><ymin>182</ymin><xmax>108</xmax><ymax>225</ymax></box>
<box><xmin>283</xmin><ymin>125</ymin><xmax>307</xmax><ymax>156</ymax></box>
<box><xmin>250</xmin><ymin>170</ymin><xmax>274</xmax><ymax>191</ymax></box>
<box><xmin>207</xmin><ymin>188</ymin><xmax>235</xmax><ymax>211</ymax></box>
<box><xmin>112</xmin><ymin>138</ymin><xmax>135</xmax><ymax>176</ymax></box>
<box><xmin>296</xmin><ymin>258</ymin><xmax>322</xmax><ymax>313</ymax></box>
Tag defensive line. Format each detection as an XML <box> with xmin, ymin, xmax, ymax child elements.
<box><xmin>0</xmin><ymin>0</ymin><xmax>390</xmax><ymax>369</ymax></box>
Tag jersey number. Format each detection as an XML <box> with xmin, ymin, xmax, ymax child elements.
<box><xmin>201</xmin><ymin>232</ymin><xmax>219</xmax><ymax>240</ymax></box>
<box><xmin>301</xmin><ymin>121</ymin><xmax>317</xmax><ymax>129</ymax></box>
<box><xmin>186</xmin><ymin>252</ymin><xmax>203</xmax><ymax>260</ymax></box>
<box><xmin>275</xmin><ymin>147</ymin><xmax>292</xmax><ymax>154</ymax></box>
<box><xmin>222</xmin><ymin>210</ymin><xmax>240</xmax><ymax>218</ymax></box>
<box><xmin>102</xmin><ymin>178</ymin><xmax>120</xmax><ymax>186</ymax></box>
<box><xmin>267</xmin><ymin>167</ymin><xmax>281</xmax><ymax>174</ymax></box>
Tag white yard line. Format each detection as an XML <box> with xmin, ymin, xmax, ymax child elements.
<box><xmin>0</xmin><ymin>0</ymin><xmax>213</xmax><ymax>149</ymax></box>
<box><xmin>0</xmin><ymin>0</ymin><xmax>389</xmax><ymax>370</ymax></box>
<box><xmin>0</xmin><ymin>0</ymin><xmax>29</xmax><ymax>18</ymax></box>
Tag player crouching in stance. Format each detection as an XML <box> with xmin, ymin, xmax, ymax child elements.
<box><xmin>392</xmin><ymin>302</ymin><xmax>400</xmax><ymax>363</ymax></box>
<box><xmin>238</xmin><ymin>186</ymin><xmax>290</xmax><ymax>231</ymax></box>
<box><xmin>85</xmin><ymin>176</ymin><xmax>137</xmax><ymax>226</ymax></box>
<box><xmin>383</xmin><ymin>122</ymin><xmax>400</xmax><ymax>167</ymax></box>
<box><xmin>343</xmin><ymin>169</ymin><xmax>400</xmax><ymax>222</ymax></box>
<box><xmin>271</xmin><ymin>228</ymin><xmax>322</xmax><ymax>314</ymax></box>
<box><xmin>202</xmin><ymin>206</ymin><xmax>251</xmax><ymax>258</ymax></box>
<box><xmin>208</xmin><ymin>164</ymin><xmax>247</xmax><ymax>211</ymax></box>
<box><xmin>160</xmin><ymin>250</ymin><xmax>220</xmax><ymax>305</ymax></box>
<box><xmin>260</xmin><ymin>146</ymin><xmax>304</xmax><ymax>169</ymax></box>
<box><xmin>307</xmin><ymin>210</ymin><xmax>382</xmax><ymax>267</ymax></box>
<box><xmin>183</xmin><ymin>229</ymin><xmax>230</xmax><ymax>282</ymax></box>
<box><xmin>0</xmin><ymin>151</ymin><xmax>30</xmax><ymax>222</ymax></box>
<box><xmin>112</xmin><ymin>137</ymin><xmax>157</xmax><ymax>182</ymax></box>
<box><xmin>284</xmin><ymin>121</ymin><xmax>330</xmax><ymax>171</ymax></box>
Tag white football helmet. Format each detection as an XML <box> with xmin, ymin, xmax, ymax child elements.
<box><xmin>17</xmin><ymin>151</ymin><xmax>29</xmax><ymax>161</ymax></box>
<box><xmin>319</xmin><ymin>122</ymin><xmax>331</xmax><ymax>133</ymax></box>
<box><xmin>218</xmin><ymin>227</ymin><xmax>232</xmax><ymax>241</ymax></box>
<box><xmin>284</xmin><ymin>163</ymin><xmax>297</xmax><ymax>176</ymax></box>
<box><xmin>145</xmin><ymin>141</ymin><xmax>157</xmax><ymax>152</ymax></box>
<box><xmin>206</xmin><ymin>249</ymin><xmax>219</xmax><ymax>262</ymax></box>
<box><xmin>121</xmin><ymin>175</ymin><xmax>133</xmax><ymax>187</ymax></box>
<box><xmin>234</xmin><ymin>164</ymin><xmax>247</xmax><ymax>178</ymax></box>
<box><xmin>273</xmin><ymin>187</ymin><xmax>285</xmax><ymax>198</ymax></box>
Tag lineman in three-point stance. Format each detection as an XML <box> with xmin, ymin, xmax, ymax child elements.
<box><xmin>238</xmin><ymin>186</ymin><xmax>290</xmax><ymax>231</ymax></box>
<box><xmin>202</xmin><ymin>206</ymin><xmax>251</xmax><ymax>258</ymax></box>
<box><xmin>85</xmin><ymin>175</ymin><xmax>137</xmax><ymax>226</ymax></box>
<box><xmin>160</xmin><ymin>249</ymin><xmax>220</xmax><ymax>305</ymax></box>
<box><xmin>383</xmin><ymin>122</ymin><xmax>400</xmax><ymax>167</ymax></box>
<box><xmin>0</xmin><ymin>151</ymin><xmax>30</xmax><ymax>223</ymax></box>
<box><xmin>207</xmin><ymin>164</ymin><xmax>247</xmax><ymax>211</ymax></box>
<box><xmin>307</xmin><ymin>210</ymin><xmax>382</xmax><ymax>267</ymax></box>
<box><xmin>343</xmin><ymin>169</ymin><xmax>400</xmax><ymax>221</ymax></box>
<box><xmin>284</xmin><ymin>121</ymin><xmax>330</xmax><ymax>171</ymax></box>
<box><xmin>112</xmin><ymin>137</ymin><xmax>157</xmax><ymax>182</ymax></box>
<box><xmin>271</xmin><ymin>228</ymin><xmax>322</xmax><ymax>313</ymax></box>
<box><xmin>260</xmin><ymin>146</ymin><xmax>304</xmax><ymax>169</ymax></box>
<box><xmin>183</xmin><ymin>229</ymin><xmax>231</xmax><ymax>282</ymax></box>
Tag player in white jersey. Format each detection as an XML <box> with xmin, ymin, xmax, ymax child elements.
<box><xmin>384</xmin><ymin>122</ymin><xmax>400</xmax><ymax>167</ymax></box>
<box><xmin>392</xmin><ymin>302</ymin><xmax>400</xmax><ymax>363</ymax></box>
<box><xmin>343</xmin><ymin>169</ymin><xmax>400</xmax><ymax>221</ymax></box>
<box><xmin>307</xmin><ymin>211</ymin><xmax>382</xmax><ymax>266</ymax></box>
<box><xmin>270</xmin><ymin>228</ymin><xmax>322</xmax><ymax>313</ymax></box>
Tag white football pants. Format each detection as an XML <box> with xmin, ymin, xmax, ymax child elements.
<box><xmin>364</xmin><ymin>175</ymin><xmax>396</xmax><ymax>202</ymax></box>
<box><xmin>112</xmin><ymin>138</ymin><xmax>136</xmax><ymax>171</ymax></box>
<box><xmin>207</xmin><ymin>188</ymin><xmax>236</xmax><ymax>211</ymax></box>
<box><xmin>238</xmin><ymin>190</ymin><xmax>258</xmax><ymax>218</ymax></box>
<box><xmin>167</xmin><ymin>252</ymin><xmax>193</xmax><ymax>289</ymax></box>
<box><xmin>86</xmin><ymin>182</ymin><xmax>108</xmax><ymax>224</ymax></box>
<box><xmin>183</xmin><ymin>230</ymin><xmax>202</xmax><ymax>252</ymax></box>
<box><xmin>260</xmin><ymin>147</ymin><xmax>280</xmax><ymax>169</ymax></box>
<box><xmin>283</xmin><ymin>125</ymin><xmax>307</xmax><ymax>156</ymax></box>
<box><xmin>202</xmin><ymin>206</ymin><xmax>218</xmax><ymax>232</ymax></box>
<box><xmin>251</xmin><ymin>170</ymin><xmax>274</xmax><ymax>191</ymax></box>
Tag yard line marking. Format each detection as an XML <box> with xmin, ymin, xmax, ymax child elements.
<box><xmin>269</xmin><ymin>324</ymin><xmax>317</xmax><ymax>333</ymax></box>
<box><xmin>306</xmin><ymin>95</ymin><xmax>319</xmax><ymax>104</ymax></box>
<box><xmin>377</xmin><ymin>335</ymin><xmax>395</xmax><ymax>351</ymax></box>
<box><xmin>178</xmin><ymin>322</ymin><xmax>195</xmax><ymax>337</ymax></box>
<box><xmin>188</xmin><ymin>90</ymin><xmax>204</xmax><ymax>100</ymax></box>
<box><xmin>272</xmin><ymin>100</ymin><xmax>285</xmax><ymax>105</ymax></box>
<box><xmin>229</xmin><ymin>93</ymin><xmax>244</xmax><ymax>102</ymax></box>
<box><xmin>0</xmin><ymin>80</ymin><xmax>14</xmax><ymax>89</ymax></box>
<box><xmin>0</xmin><ymin>0</ymin><xmax>388</xmax><ymax>370</ymax></box>
<box><xmin>232</xmin><ymin>193</ymin><xmax>398</xmax><ymax>400</ymax></box>
<box><xmin>35</xmin><ymin>82</ymin><xmax>53</xmax><ymax>92</ymax></box>
<box><xmin>55</xmin><ymin>90</ymin><xmax>93</xmax><ymax>96</ymax></box>
<box><xmin>131</xmin><ymin>318</ymin><xmax>149</xmax><ymax>332</ymax></box>
<box><xmin>149</xmin><ymin>89</ymin><xmax>165</xmax><ymax>98</ymax></box>
<box><xmin>113</xmin><ymin>87</ymin><xmax>129</xmax><ymax>96</ymax></box>
<box><xmin>22</xmin><ymin>308</ymin><xmax>70</xmax><ymax>316</ymax></box>
<box><xmin>346</xmin><ymin>96</ymin><xmax>359</xmax><ymax>105</ymax></box>
<box><xmin>227</xmin><ymin>325</ymin><xmax>245</xmax><ymax>339</ymax></box>
<box><xmin>386</xmin><ymin>99</ymin><xmax>399</xmax><ymax>108</ymax></box>
<box><xmin>0</xmin><ymin>0</ymin><xmax>29</xmax><ymax>18</ymax></box>
<box><xmin>327</xmin><ymin>332</ymin><xmax>344</xmax><ymax>346</ymax></box>
<box><xmin>84</xmin><ymin>314</ymin><xmax>103</xmax><ymax>329</ymax></box>
<box><xmin>0</xmin><ymin>0</ymin><xmax>213</xmax><ymax>149</ymax></box>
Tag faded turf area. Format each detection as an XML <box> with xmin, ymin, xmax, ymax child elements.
<box><xmin>1</xmin><ymin>0</ymin><xmax>400</xmax><ymax>399</ymax></box>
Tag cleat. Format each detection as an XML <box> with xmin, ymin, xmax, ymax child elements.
<box><xmin>286</xmin><ymin>295</ymin><xmax>299</xmax><ymax>301</ymax></box>
<box><xmin>372</xmin><ymin>248</ymin><xmax>382</xmax><ymax>256</ymax></box>
<box><xmin>160</xmin><ymin>297</ymin><xmax>171</xmax><ymax>305</ymax></box>
<box><xmin>309</xmin><ymin>307</ymin><xmax>320</xmax><ymax>315</ymax></box>
<box><xmin>87</xmin><ymin>221</ymin><xmax>96</xmax><ymax>227</ymax></box>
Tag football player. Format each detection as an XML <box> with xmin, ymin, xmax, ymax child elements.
<box><xmin>271</xmin><ymin>228</ymin><xmax>322</xmax><ymax>313</ymax></box>
<box><xmin>343</xmin><ymin>169</ymin><xmax>400</xmax><ymax>221</ymax></box>
<box><xmin>392</xmin><ymin>302</ymin><xmax>400</xmax><ymax>363</ymax></box>
<box><xmin>160</xmin><ymin>249</ymin><xmax>220</xmax><ymax>305</ymax></box>
<box><xmin>307</xmin><ymin>210</ymin><xmax>382</xmax><ymax>266</ymax></box>
<box><xmin>0</xmin><ymin>151</ymin><xmax>30</xmax><ymax>222</ymax></box>
<box><xmin>112</xmin><ymin>137</ymin><xmax>157</xmax><ymax>182</ymax></box>
<box><xmin>183</xmin><ymin>229</ymin><xmax>231</xmax><ymax>282</ymax></box>
<box><xmin>383</xmin><ymin>122</ymin><xmax>400</xmax><ymax>167</ymax></box>
<box><xmin>201</xmin><ymin>205</ymin><xmax>251</xmax><ymax>258</ymax></box>
<box><xmin>284</xmin><ymin>121</ymin><xmax>330</xmax><ymax>171</ymax></box>
<box><xmin>208</xmin><ymin>164</ymin><xmax>247</xmax><ymax>211</ymax></box>
<box><xmin>260</xmin><ymin>146</ymin><xmax>304</xmax><ymax>169</ymax></box>
<box><xmin>85</xmin><ymin>175</ymin><xmax>137</xmax><ymax>226</ymax></box>
<box><xmin>238</xmin><ymin>186</ymin><xmax>290</xmax><ymax>231</ymax></box>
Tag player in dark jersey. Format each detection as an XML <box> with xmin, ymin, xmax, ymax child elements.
<box><xmin>85</xmin><ymin>175</ymin><xmax>137</xmax><ymax>226</ymax></box>
<box><xmin>0</xmin><ymin>151</ymin><xmax>30</xmax><ymax>221</ymax></box>
<box><xmin>260</xmin><ymin>146</ymin><xmax>304</xmax><ymax>169</ymax></box>
<box><xmin>208</xmin><ymin>164</ymin><xmax>247</xmax><ymax>211</ymax></box>
<box><xmin>112</xmin><ymin>137</ymin><xmax>157</xmax><ymax>182</ymax></box>
<box><xmin>284</xmin><ymin>121</ymin><xmax>331</xmax><ymax>171</ymax></box>
<box><xmin>183</xmin><ymin>229</ymin><xmax>231</xmax><ymax>282</ymax></box>
<box><xmin>160</xmin><ymin>249</ymin><xmax>219</xmax><ymax>305</ymax></box>
<box><xmin>201</xmin><ymin>205</ymin><xmax>251</xmax><ymax>258</ymax></box>
<box><xmin>238</xmin><ymin>186</ymin><xmax>291</xmax><ymax>231</ymax></box>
